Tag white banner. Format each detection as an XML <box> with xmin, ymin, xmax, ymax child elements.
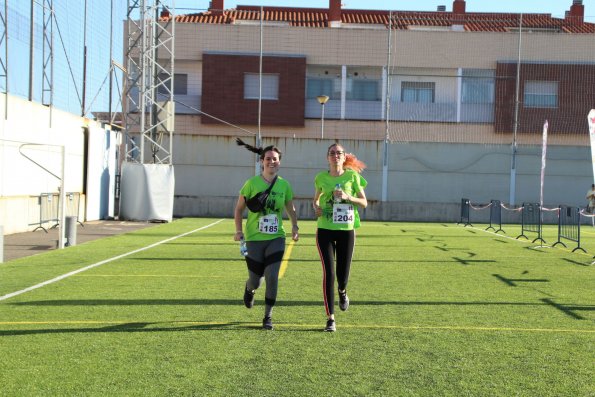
<box><xmin>589</xmin><ymin>109</ymin><xmax>595</xmax><ymax>184</ymax></box>
<box><xmin>540</xmin><ymin>120</ymin><xmax>548</xmax><ymax>207</ymax></box>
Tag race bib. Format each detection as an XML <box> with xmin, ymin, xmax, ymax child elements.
<box><xmin>258</xmin><ymin>214</ymin><xmax>279</xmax><ymax>234</ymax></box>
<box><xmin>333</xmin><ymin>203</ymin><xmax>354</xmax><ymax>224</ymax></box>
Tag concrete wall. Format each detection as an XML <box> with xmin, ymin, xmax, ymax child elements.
<box><xmin>0</xmin><ymin>95</ymin><xmax>115</xmax><ymax>234</ymax></box>
<box><xmin>172</xmin><ymin>135</ymin><xmax>592</xmax><ymax>223</ymax></box>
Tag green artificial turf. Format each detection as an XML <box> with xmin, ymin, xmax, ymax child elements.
<box><xmin>0</xmin><ymin>218</ymin><xmax>593</xmax><ymax>396</ymax></box>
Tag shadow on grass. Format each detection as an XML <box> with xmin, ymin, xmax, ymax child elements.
<box><xmin>0</xmin><ymin>321</ymin><xmax>279</xmax><ymax>336</ymax></box>
<box><xmin>561</xmin><ymin>258</ymin><xmax>593</xmax><ymax>267</ymax></box>
<box><xmin>10</xmin><ymin>298</ymin><xmax>552</xmax><ymax>308</ymax></box>
<box><xmin>492</xmin><ymin>274</ymin><xmax>550</xmax><ymax>286</ymax></box>
<box><xmin>540</xmin><ymin>298</ymin><xmax>594</xmax><ymax>320</ymax></box>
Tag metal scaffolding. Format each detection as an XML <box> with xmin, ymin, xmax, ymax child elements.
<box><xmin>124</xmin><ymin>0</ymin><xmax>175</xmax><ymax>165</ymax></box>
<box><xmin>0</xmin><ymin>0</ymin><xmax>7</xmax><ymax>118</ymax></box>
<box><xmin>42</xmin><ymin>0</ymin><xmax>54</xmax><ymax>108</ymax></box>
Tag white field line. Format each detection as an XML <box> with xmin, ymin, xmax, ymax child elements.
<box><xmin>0</xmin><ymin>219</ymin><xmax>225</xmax><ymax>302</ymax></box>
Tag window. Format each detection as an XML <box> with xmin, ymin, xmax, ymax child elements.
<box><xmin>157</xmin><ymin>73</ymin><xmax>187</xmax><ymax>95</ymax></box>
<box><xmin>347</xmin><ymin>80</ymin><xmax>380</xmax><ymax>101</ymax></box>
<box><xmin>244</xmin><ymin>73</ymin><xmax>279</xmax><ymax>100</ymax></box>
<box><xmin>401</xmin><ymin>82</ymin><xmax>435</xmax><ymax>103</ymax></box>
<box><xmin>462</xmin><ymin>69</ymin><xmax>494</xmax><ymax>104</ymax></box>
<box><xmin>306</xmin><ymin>78</ymin><xmax>337</xmax><ymax>99</ymax></box>
<box><xmin>524</xmin><ymin>81</ymin><xmax>558</xmax><ymax>108</ymax></box>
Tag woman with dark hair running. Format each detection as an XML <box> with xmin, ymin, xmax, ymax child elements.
<box><xmin>313</xmin><ymin>142</ymin><xmax>367</xmax><ymax>332</ymax></box>
<box><xmin>234</xmin><ymin>138</ymin><xmax>299</xmax><ymax>330</ymax></box>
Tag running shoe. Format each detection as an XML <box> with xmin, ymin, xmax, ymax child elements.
<box><xmin>243</xmin><ymin>284</ymin><xmax>255</xmax><ymax>309</ymax></box>
<box><xmin>324</xmin><ymin>319</ymin><xmax>336</xmax><ymax>332</ymax></box>
<box><xmin>338</xmin><ymin>290</ymin><xmax>349</xmax><ymax>311</ymax></box>
<box><xmin>262</xmin><ymin>316</ymin><xmax>273</xmax><ymax>330</ymax></box>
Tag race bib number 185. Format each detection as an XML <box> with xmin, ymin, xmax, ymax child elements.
<box><xmin>258</xmin><ymin>214</ymin><xmax>279</xmax><ymax>233</ymax></box>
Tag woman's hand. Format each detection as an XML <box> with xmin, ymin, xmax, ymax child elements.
<box><xmin>234</xmin><ymin>231</ymin><xmax>244</xmax><ymax>241</ymax></box>
<box><xmin>313</xmin><ymin>204</ymin><xmax>322</xmax><ymax>217</ymax></box>
<box><xmin>291</xmin><ymin>224</ymin><xmax>299</xmax><ymax>241</ymax></box>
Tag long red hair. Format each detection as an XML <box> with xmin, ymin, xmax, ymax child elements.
<box><xmin>328</xmin><ymin>143</ymin><xmax>366</xmax><ymax>174</ymax></box>
<box><xmin>344</xmin><ymin>153</ymin><xmax>366</xmax><ymax>174</ymax></box>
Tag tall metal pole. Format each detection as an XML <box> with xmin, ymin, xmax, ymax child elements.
<box><xmin>28</xmin><ymin>0</ymin><xmax>34</xmax><ymax>101</ymax></box>
<box><xmin>81</xmin><ymin>0</ymin><xmax>88</xmax><ymax>116</ymax></box>
<box><xmin>2</xmin><ymin>0</ymin><xmax>8</xmax><ymax>118</ymax></box>
<box><xmin>316</xmin><ymin>95</ymin><xmax>329</xmax><ymax>139</ymax></box>
<box><xmin>109</xmin><ymin>0</ymin><xmax>114</xmax><ymax>121</ymax></box>
<box><xmin>58</xmin><ymin>145</ymin><xmax>66</xmax><ymax>249</ymax></box>
<box><xmin>256</xmin><ymin>6</ymin><xmax>263</xmax><ymax>176</ymax></box>
<box><xmin>509</xmin><ymin>14</ymin><xmax>523</xmax><ymax>206</ymax></box>
<box><xmin>382</xmin><ymin>11</ymin><xmax>393</xmax><ymax>202</ymax></box>
<box><xmin>320</xmin><ymin>103</ymin><xmax>325</xmax><ymax>139</ymax></box>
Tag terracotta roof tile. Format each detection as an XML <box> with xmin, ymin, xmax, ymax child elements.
<box><xmin>165</xmin><ymin>6</ymin><xmax>595</xmax><ymax>33</ymax></box>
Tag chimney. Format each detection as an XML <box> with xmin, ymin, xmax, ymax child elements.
<box><xmin>437</xmin><ymin>5</ymin><xmax>446</xmax><ymax>12</ymax></box>
<box><xmin>209</xmin><ymin>0</ymin><xmax>224</xmax><ymax>16</ymax></box>
<box><xmin>329</xmin><ymin>0</ymin><xmax>342</xmax><ymax>27</ymax></box>
<box><xmin>452</xmin><ymin>0</ymin><xmax>466</xmax><ymax>15</ymax></box>
<box><xmin>566</xmin><ymin>0</ymin><xmax>584</xmax><ymax>23</ymax></box>
<box><xmin>160</xmin><ymin>7</ymin><xmax>171</xmax><ymax>19</ymax></box>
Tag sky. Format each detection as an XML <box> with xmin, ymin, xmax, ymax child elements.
<box><xmin>4</xmin><ymin>0</ymin><xmax>593</xmax><ymax>118</ymax></box>
<box><xmin>176</xmin><ymin>0</ymin><xmax>595</xmax><ymax>21</ymax></box>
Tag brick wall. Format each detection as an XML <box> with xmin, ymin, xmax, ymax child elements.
<box><xmin>495</xmin><ymin>62</ymin><xmax>595</xmax><ymax>133</ymax></box>
<box><xmin>202</xmin><ymin>53</ymin><xmax>306</xmax><ymax>127</ymax></box>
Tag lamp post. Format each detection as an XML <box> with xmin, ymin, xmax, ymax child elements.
<box><xmin>316</xmin><ymin>95</ymin><xmax>329</xmax><ymax>139</ymax></box>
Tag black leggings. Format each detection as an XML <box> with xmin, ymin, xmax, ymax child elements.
<box><xmin>315</xmin><ymin>228</ymin><xmax>355</xmax><ymax>316</ymax></box>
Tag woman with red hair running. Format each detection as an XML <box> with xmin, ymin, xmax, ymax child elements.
<box><xmin>313</xmin><ymin>142</ymin><xmax>368</xmax><ymax>332</ymax></box>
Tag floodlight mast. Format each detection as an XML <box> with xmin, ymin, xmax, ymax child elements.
<box><xmin>125</xmin><ymin>0</ymin><xmax>175</xmax><ymax>165</ymax></box>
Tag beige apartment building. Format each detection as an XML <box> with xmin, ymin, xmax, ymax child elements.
<box><xmin>145</xmin><ymin>0</ymin><xmax>595</xmax><ymax>221</ymax></box>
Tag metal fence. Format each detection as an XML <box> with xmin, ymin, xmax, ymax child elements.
<box><xmin>30</xmin><ymin>192</ymin><xmax>82</xmax><ymax>232</ymax></box>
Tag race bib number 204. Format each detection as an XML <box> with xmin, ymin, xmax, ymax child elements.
<box><xmin>333</xmin><ymin>204</ymin><xmax>354</xmax><ymax>224</ymax></box>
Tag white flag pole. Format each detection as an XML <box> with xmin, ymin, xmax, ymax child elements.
<box><xmin>539</xmin><ymin>120</ymin><xmax>548</xmax><ymax>207</ymax></box>
<box><xmin>588</xmin><ymin>109</ymin><xmax>595</xmax><ymax>184</ymax></box>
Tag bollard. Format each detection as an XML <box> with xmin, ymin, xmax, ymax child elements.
<box><xmin>0</xmin><ymin>225</ymin><xmax>3</xmax><ymax>263</ymax></box>
<box><xmin>65</xmin><ymin>216</ymin><xmax>77</xmax><ymax>247</ymax></box>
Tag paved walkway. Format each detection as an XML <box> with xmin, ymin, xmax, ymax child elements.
<box><xmin>1</xmin><ymin>220</ymin><xmax>154</xmax><ymax>262</ymax></box>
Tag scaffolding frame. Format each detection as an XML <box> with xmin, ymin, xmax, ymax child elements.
<box><xmin>124</xmin><ymin>0</ymin><xmax>175</xmax><ymax>165</ymax></box>
<box><xmin>0</xmin><ymin>0</ymin><xmax>7</xmax><ymax>118</ymax></box>
<box><xmin>42</xmin><ymin>0</ymin><xmax>54</xmax><ymax>109</ymax></box>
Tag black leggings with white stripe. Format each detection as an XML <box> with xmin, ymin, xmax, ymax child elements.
<box><xmin>315</xmin><ymin>228</ymin><xmax>355</xmax><ymax>317</ymax></box>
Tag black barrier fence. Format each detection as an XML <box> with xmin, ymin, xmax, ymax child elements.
<box><xmin>461</xmin><ymin>198</ymin><xmax>590</xmax><ymax>254</ymax></box>
<box><xmin>486</xmin><ymin>199</ymin><xmax>504</xmax><ymax>234</ymax></box>
<box><xmin>458</xmin><ymin>198</ymin><xmax>471</xmax><ymax>227</ymax></box>
<box><xmin>553</xmin><ymin>206</ymin><xmax>586</xmax><ymax>253</ymax></box>
<box><xmin>516</xmin><ymin>202</ymin><xmax>545</xmax><ymax>243</ymax></box>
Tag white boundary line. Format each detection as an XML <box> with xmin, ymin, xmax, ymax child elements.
<box><xmin>0</xmin><ymin>219</ymin><xmax>225</xmax><ymax>302</ymax></box>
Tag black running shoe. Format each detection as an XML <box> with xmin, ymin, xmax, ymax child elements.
<box><xmin>262</xmin><ymin>316</ymin><xmax>273</xmax><ymax>330</ymax></box>
<box><xmin>243</xmin><ymin>284</ymin><xmax>255</xmax><ymax>309</ymax></box>
<box><xmin>339</xmin><ymin>290</ymin><xmax>349</xmax><ymax>311</ymax></box>
<box><xmin>324</xmin><ymin>319</ymin><xmax>336</xmax><ymax>332</ymax></box>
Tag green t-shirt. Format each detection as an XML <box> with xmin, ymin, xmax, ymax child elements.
<box><xmin>314</xmin><ymin>169</ymin><xmax>368</xmax><ymax>230</ymax></box>
<box><xmin>240</xmin><ymin>175</ymin><xmax>294</xmax><ymax>241</ymax></box>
